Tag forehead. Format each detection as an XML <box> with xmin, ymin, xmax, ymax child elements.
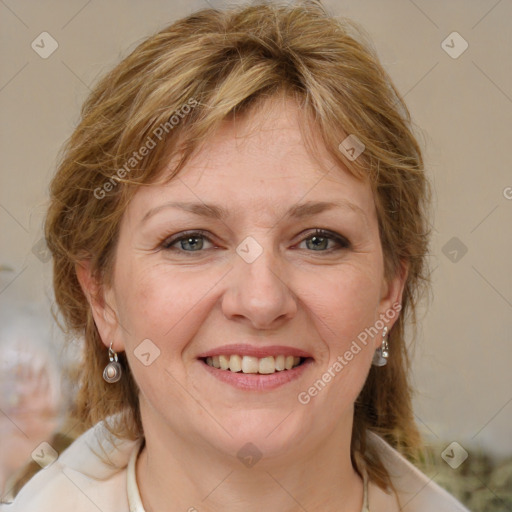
<box><xmin>126</xmin><ymin>95</ymin><xmax>377</xmax><ymax>225</ymax></box>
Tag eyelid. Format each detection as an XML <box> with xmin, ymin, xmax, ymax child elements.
<box><xmin>161</xmin><ymin>228</ymin><xmax>351</xmax><ymax>252</ymax></box>
<box><xmin>298</xmin><ymin>228</ymin><xmax>351</xmax><ymax>250</ymax></box>
<box><xmin>161</xmin><ymin>229</ymin><xmax>213</xmax><ymax>249</ymax></box>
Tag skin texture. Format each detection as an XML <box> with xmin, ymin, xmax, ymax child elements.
<box><xmin>78</xmin><ymin>95</ymin><xmax>407</xmax><ymax>511</ymax></box>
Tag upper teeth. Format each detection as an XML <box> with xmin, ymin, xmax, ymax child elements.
<box><xmin>205</xmin><ymin>355</ymin><xmax>302</xmax><ymax>373</ymax></box>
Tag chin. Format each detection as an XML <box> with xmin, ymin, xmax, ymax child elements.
<box><xmin>207</xmin><ymin>408</ymin><xmax>311</xmax><ymax>461</ymax></box>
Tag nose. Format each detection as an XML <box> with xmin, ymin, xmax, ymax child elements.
<box><xmin>221</xmin><ymin>243</ymin><xmax>298</xmax><ymax>330</ymax></box>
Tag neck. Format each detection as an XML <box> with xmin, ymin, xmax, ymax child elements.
<box><xmin>136</xmin><ymin>402</ymin><xmax>363</xmax><ymax>512</ymax></box>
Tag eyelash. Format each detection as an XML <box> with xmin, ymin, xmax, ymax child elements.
<box><xmin>160</xmin><ymin>228</ymin><xmax>351</xmax><ymax>254</ymax></box>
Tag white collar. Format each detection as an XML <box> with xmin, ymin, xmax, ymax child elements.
<box><xmin>127</xmin><ymin>439</ymin><xmax>145</xmax><ymax>512</ymax></box>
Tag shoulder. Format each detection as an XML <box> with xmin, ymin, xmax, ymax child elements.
<box><xmin>1</xmin><ymin>419</ymin><xmax>141</xmax><ymax>512</ymax></box>
<box><xmin>366</xmin><ymin>431</ymin><xmax>471</xmax><ymax>512</ymax></box>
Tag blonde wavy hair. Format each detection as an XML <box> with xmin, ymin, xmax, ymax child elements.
<box><xmin>45</xmin><ymin>0</ymin><xmax>430</xmax><ymax>491</ymax></box>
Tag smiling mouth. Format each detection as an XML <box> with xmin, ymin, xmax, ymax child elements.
<box><xmin>201</xmin><ymin>355</ymin><xmax>306</xmax><ymax>374</ymax></box>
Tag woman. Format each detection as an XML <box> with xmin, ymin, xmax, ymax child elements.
<box><xmin>1</xmin><ymin>1</ymin><xmax>470</xmax><ymax>511</ymax></box>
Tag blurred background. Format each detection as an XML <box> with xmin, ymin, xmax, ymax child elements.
<box><xmin>1</xmin><ymin>0</ymin><xmax>511</xmax><ymax>509</ymax></box>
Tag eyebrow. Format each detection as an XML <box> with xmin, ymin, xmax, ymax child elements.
<box><xmin>141</xmin><ymin>199</ymin><xmax>368</xmax><ymax>225</ymax></box>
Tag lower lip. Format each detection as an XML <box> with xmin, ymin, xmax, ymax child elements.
<box><xmin>200</xmin><ymin>358</ymin><xmax>314</xmax><ymax>391</ymax></box>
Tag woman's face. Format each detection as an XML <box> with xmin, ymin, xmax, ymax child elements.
<box><xmin>89</xmin><ymin>96</ymin><xmax>405</xmax><ymax>462</ymax></box>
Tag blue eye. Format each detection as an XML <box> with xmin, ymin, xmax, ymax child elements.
<box><xmin>161</xmin><ymin>228</ymin><xmax>350</xmax><ymax>254</ymax></box>
<box><xmin>162</xmin><ymin>231</ymin><xmax>213</xmax><ymax>252</ymax></box>
<box><xmin>299</xmin><ymin>229</ymin><xmax>351</xmax><ymax>252</ymax></box>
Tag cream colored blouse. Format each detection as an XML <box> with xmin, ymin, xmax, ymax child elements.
<box><xmin>1</xmin><ymin>419</ymin><xmax>470</xmax><ymax>512</ymax></box>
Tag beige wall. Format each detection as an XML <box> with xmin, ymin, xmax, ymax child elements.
<box><xmin>1</xmin><ymin>0</ymin><xmax>511</xmax><ymax>461</ymax></box>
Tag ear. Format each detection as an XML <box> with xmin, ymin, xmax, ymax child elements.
<box><xmin>377</xmin><ymin>259</ymin><xmax>408</xmax><ymax>337</ymax></box>
<box><xmin>75</xmin><ymin>260</ymin><xmax>123</xmax><ymax>352</ymax></box>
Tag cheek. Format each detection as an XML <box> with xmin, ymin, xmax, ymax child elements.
<box><xmin>112</xmin><ymin>264</ymin><xmax>201</xmax><ymax>415</ymax></box>
<box><xmin>113</xmin><ymin>261</ymin><xmax>217</xmax><ymax>351</ymax></box>
<box><xmin>307</xmin><ymin>261</ymin><xmax>383</xmax><ymax>347</ymax></box>
<box><xmin>293</xmin><ymin>264</ymin><xmax>383</xmax><ymax>429</ymax></box>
